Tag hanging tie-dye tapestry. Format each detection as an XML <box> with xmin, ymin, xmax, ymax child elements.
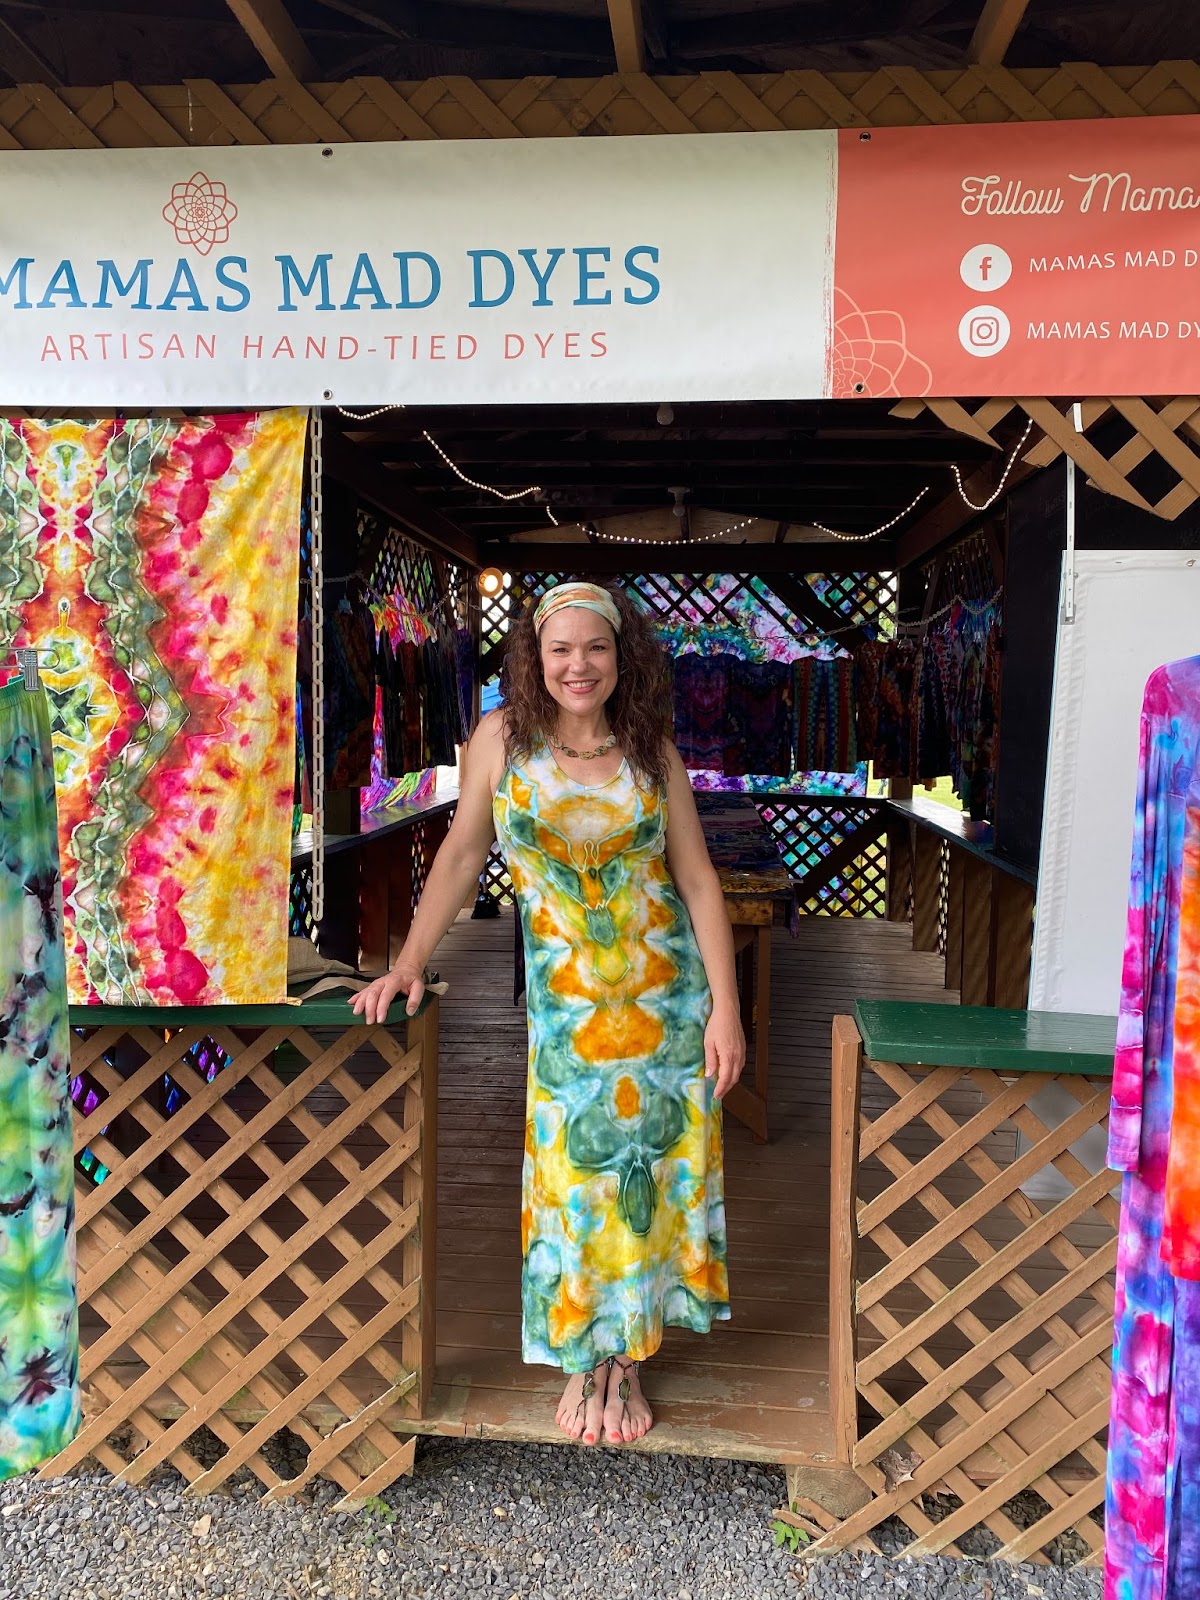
<box><xmin>0</xmin><ymin>411</ymin><xmax>306</xmax><ymax>1006</ymax></box>
<box><xmin>0</xmin><ymin>679</ymin><xmax>81</xmax><ymax>1479</ymax></box>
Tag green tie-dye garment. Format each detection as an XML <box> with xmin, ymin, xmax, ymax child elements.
<box><xmin>0</xmin><ymin>679</ymin><xmax>81</xmax><ymax>1478</ymax></box>
<box><xmin>493</xmin><ymin>742</ymin><xmax>731</xmax><ymax>1374</ymax></box>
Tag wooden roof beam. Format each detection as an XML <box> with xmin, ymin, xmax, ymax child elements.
<box><xmin>0</xmin><ymin>17</ymin><xmax>64</xmax><ymax>87</ymax></box>
<box><xmin>322</xmin><ymin>428</ymin><xmax>478</xmax><ymax>567</ymax></box>
<box><xmin>483</xmin><ymin>538</ymin><xmax>893</xmax><ymax>578</ymax></box>
<box><xmin>608</xmin><ymin>0</ymin><xmax>646</xmax><ymax>71</ymax></box>
<box><xmin>225</xmin><ymin>0</ymin><xmax>317</xmax><ymax>79</ymax></box>
<box><xmin>967</xmin><ymin>0</ymin><xmax>1031</xmax><ymax>65</ymax></box>
<box><xmin>316</xmin><ymin>0</ymin><xmax>613</xmax><ymax>60</ymax></box>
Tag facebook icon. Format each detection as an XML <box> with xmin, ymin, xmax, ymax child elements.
<box><xmin>960</xmin><ymin>244</ymin><xmax>1012</xmax><ymax>291</ymax></box>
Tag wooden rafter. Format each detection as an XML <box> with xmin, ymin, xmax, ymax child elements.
<box><xmin>967</xmin><ymin>0</ymin><xmax>1031</xmax><ymax>66</ymax></box>
<box><xmin>0</xmin><ymin>16</ymin><xmax>63</xmax><ymax>86</ymax></box>
<box><xmin>225</xmin><ymin>0</ymin><xmax>317</xmax><ymax>80</ymax></box>
<box><xmin>323</xmin><ymin>428</ymin><xmax>478</xmax><ymax>567</ymax></box>
<box><xmin>485</xmin><ymin>537</ymin><xmax>884</xmax><ymax>578</ymax></box>
<box><xmin>607</xmin><ymin>0</ymin><xmax>646</xmax><ymax>72</ymax></box>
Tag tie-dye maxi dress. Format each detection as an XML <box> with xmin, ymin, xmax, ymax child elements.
<box><xmin>0</xmin><ymin>680</ymin><xmax>80</xmax><ymax>1479</ymax></box>
<box><xmin>492</xmin><ymin>742</ymin><xmax>731</xmax><ymax>1373</ymax></box>
<box><xmin>1106</xmin><ymin>657</ymin><xmax>1200</xmax><ymax>1600</ymax></box>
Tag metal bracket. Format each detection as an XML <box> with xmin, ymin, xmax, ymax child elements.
<box><xmin>1063</xmin><ymin>401</ymin><xmax>1082</xmax><ymax>625</ymax></box>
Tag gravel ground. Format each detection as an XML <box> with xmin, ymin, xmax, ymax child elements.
<box><xmin>0</xmin><ymin>1438</ymin><xmax>1104</xmax><ymax>1600</ymax></box>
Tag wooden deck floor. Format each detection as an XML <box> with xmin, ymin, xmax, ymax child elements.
<box><xmin>421</xmin><ymin>909</ymin><xmax>950</xmax><ymax>1465</ymax></box>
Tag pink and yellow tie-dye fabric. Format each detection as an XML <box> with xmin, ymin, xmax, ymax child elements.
<box><xmin>0</xmin><ymin>411</ymin><xmax>305</xmax><ymax>1006</ymax></box>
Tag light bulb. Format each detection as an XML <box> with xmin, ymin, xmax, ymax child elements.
<box><xmin>656</xmin><ymin>403</ymin><xmax>674</xmax><ymax>426</ymax></box>
<box><xmin>477</xmin><ymin>567</ymin><xmax>504</xmax><ymax>597</ymax></box>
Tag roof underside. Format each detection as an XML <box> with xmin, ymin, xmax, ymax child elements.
<box><xmin>335</xmin><ymin>397</ymin><xmax>1015</xmax><ymax>568</ymax></box>
<box><xmin>1</xmin><ymin>1</ymin><xmax>1196</xmax><ymax>89</ymax></box>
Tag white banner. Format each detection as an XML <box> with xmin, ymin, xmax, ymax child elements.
<box><xmin>0</xmin><ymin>134</ymin><xmax>835</xmax><ymax>406</ymax></box>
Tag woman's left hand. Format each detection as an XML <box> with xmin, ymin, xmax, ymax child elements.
<box><xmin>704</xmin><ymin>1002</ymin><xmax>746</xmax><ymax>1101</ymax></box>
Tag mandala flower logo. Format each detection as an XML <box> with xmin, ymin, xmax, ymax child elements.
<box><xmin>831</xmin><ymin>287</ymin><xmax>933</xmax><ymax>398</ymax></box>
<box><xmin>162</xmin><ymin>172</ymin><xmax>238</xmax><ymax>256</ymax></box>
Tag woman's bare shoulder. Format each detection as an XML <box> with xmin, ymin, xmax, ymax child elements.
<box><xmin>473</xmin><ymin>708</ymin><xmax>508</xmax><ymax>748</ymax></box>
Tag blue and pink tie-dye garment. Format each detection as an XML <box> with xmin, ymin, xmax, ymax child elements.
<box><xmin>1106</xmin><ymin>657</ymin><xmax>1200</xmax><ymax>1600</ymax></box>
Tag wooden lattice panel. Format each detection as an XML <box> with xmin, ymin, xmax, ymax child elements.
<box><xmin>758</xmin><ymin>799</ymin><xmax>889</xmax><ymax>917</ymax></box>
<box><xmin>289</xmin><ymin>863</ymin><xmax>316</xmax><ymax>942</ymax></box>
<box><xmin>899</xmin><ymin>395</ymin><xmax>1200</xmax><ymax>525</ymax></box>
<box><xmin>482</xmin><ymin>841</ymin><xmax>515</xmax><ymax>906</ymax></box>
<box><xmin>5</xmin><ymin>66</ymin><xmax>1200</xmax><ymax>153</ymax></box>
<box><xmin>819</xmin><ymin>1019</ymin><xmax>1117</xmax><ymax>1564</ymax></box>
<box><xmin>51</xmin><ymin>1011</ymin><xmax>438</xmax><ymax>1507</ymax></box>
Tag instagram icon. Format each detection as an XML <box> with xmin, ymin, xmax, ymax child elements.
<box><xmin>958</xmin><ymin>304</ymin><xmax>1011</xmax><ymax>357</ymax></box>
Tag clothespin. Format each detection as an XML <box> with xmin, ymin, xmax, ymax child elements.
<box><xmin>17</xmin><ymin>648</ymin><xmax>40</xmax><ymax>692</ymax></box>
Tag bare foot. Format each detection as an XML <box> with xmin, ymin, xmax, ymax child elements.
<box><xmin>603</xmin><ymin>1357</ymin><xmax>653</xmax><ymax>1444</ymax></box>
<box><xmin>555</xmin><ymin>1361</ymin><xmax>607</xmax><ymax>1446</ymax></box>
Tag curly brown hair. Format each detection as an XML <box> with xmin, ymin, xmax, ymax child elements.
<box><xmin>499</xmin><ymin>580</ymin><xmax>672</xmax><ymax>789</ymax></box>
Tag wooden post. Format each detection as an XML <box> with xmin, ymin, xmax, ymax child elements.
<box><xmin>388</xmin><ymin>831</ymin><xmax>415</xmax><ymax>967</ymax></box>
<box><xmin>989</xmin><ymin>875</ymin><xmax>1036</xmax><ymax>1008</ymax></box>
<box><xmin>944</xmin><ymin>845</ymin><xmax>966</xmax><ymax>993</ymax></box>
<box><xmin>829</xmin><ymin>1014</ymin><xmax>863</xmax><ymax>1466</ymax></box>
<box><xmin>359</xmin><ymin>838</ymin><xmax>390</xmax><ymax>974</ymax></box>
<box><xmin>753</xmin><ymin>923</ymin><xmax>771</xmax><ymax>1111</ymax></box>
<box><xmin>403</xmin><ymin>999</ymin><xmax>439</xmax><ymax>1417</ymax></box>
<box><xmin>911</xmin><ymin>826</ymin><xmax>941</xmax><ymax>952</ymax></box>
<box><xmin>885</xmin><ymin>816</ymin><xmax>913</xmax><ymax>923</ymax></box>
<box><xmin>960</xmin><ymin>856</ymin><xmax>994</xmax><ymax>1006</ymax></box>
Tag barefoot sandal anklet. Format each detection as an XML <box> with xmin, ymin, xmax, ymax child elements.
<box><xmin>570</xmin><ymin>1365</ymin><xmax>601</xmax><ymax>1438</ymax></box>
<box><xmin>607</xmin><ymin>1355</ymin><xmax>640</xmax><ymax>1438</ymax></box>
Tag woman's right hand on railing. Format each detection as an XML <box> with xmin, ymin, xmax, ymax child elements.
<box><xmin>351</xmin><ymin>961</ymin><xmax>426</xmax><ymax>1025</ymax></box>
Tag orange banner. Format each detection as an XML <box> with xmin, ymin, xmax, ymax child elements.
<box><xmin>833</xmin><ymin>115</ymin><xmax>1200</xmax><ymax>396</ymax></box>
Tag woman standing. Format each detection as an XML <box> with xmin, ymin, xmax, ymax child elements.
<box><xmin>353</xmin><ymin>581</ymin><xmax>743</xmax><ymax>1447</ymax></box>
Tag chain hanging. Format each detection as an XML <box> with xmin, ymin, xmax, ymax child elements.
<box><xmin>309</xmin><ymin>407</ymin><xmax>326</xmax><ymax>924</ymax></box>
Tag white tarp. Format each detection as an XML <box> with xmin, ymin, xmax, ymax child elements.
<box><xmin>0</xmin><ymin>134</ymin><xmax>835</xmax><ymax>407</ymax></box>
<box><xmin>1032</xmin><ymin>549</ymin><xmax>1200</xmax><ymax>1015</ymax></box>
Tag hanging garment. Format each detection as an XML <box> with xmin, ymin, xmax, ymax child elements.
<box><xmin>0</xmin><ymin>413</ymin><xmax>305</xmax><ymax>1006</ymax></box>
<box><xmin>872</xmin><ymin>641</ymin><xmax>918</xmax><ymax>780</ymax></box>
<box><xmin>402</xmin><ymin>641</ymin><xmax>424</xmax><ymax>768</ymax></box>
<box><xmin>376</xmin><ymin>633</ymin><xmax>410</xmax><ymax>780</ymax></box>
<box><xmin>1106</xmin><ymin>657</ymin><xmax>1200</xmax><ymax>1600</ymax></box>
<box><xmin>855</xmin><ymin>640</ymin><xmax>885</xmax><ymax>765</ymax></box>
<box><xmin>324</xmin><ymin>591</ymin><xmax>376</xmax><ymax>790</ymax></box>
<box><xmin>795</xmin><ymin>656</ymin><xmax>858</xmax><ymax>774</ymax></box>
<box><xmin>422</xmin><ymin>635</ymin><xmax>463</xmax><ymax>770</ymax></box>
<box><xmin>455</xmin><ymin>626</ymin><xmax>476</xmax><ymax>741</ymax></box>
<box><xmin>725</xmin><ymin>660</ymin><xmax>794</xmax><ymax>778</ymax></box>
<box><xmin>672</xmin><ymin>654</ymin><xmax>730</xmax><ymax>771</ymax></box>
<box><xmin>914</xmin><ymin>633</ymin><xmax>952</xmax><ymax>783</ymax></box>
<box><xmin>0</xmin><ymin>680</ymin><xmax>81</xmax><ymax>1479</ymax></box>
<box><xmin>1166</xmin><ymin>790</ymin><xmax>1200</xmax><ymax>1276</ymax></box>
<box><xmin>492</xmin><ymin>742</ymin><xmax>730</xmax><ymax>1372</ymax></box>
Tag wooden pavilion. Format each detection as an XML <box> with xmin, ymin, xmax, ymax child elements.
<box><xmin>7</xmin><ymin>0</ymin><xmax>1200</xmax><ymax>1571</ymax></box>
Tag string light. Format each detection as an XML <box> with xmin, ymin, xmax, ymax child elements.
<box><xmin>543</xmin><ymin>512</ymin><xmax>762</xmax><ymax>547</ymax></box>
<box><xmin>810</xmin><ymin>488</ymin><xmax>930</xmax><ymax>542</ymax></box>
<box><xmin>333</xmin><ymin>401</ymin><xmax>1036</xmax><ymax>545</ymax></box>
<box><xmin>422</xmin><ymin>430</ymin><xmax>543</xmax><ymax>501</ymax></box>
<box><xmin>951</xmin><ymin>420</ymin><xmax>1034</xmax><ymax>511</ymax></box>
<box><xmin>335</xmin><ymin>403</ymin><xmax>406</xmax><ymax>421</ymax></box>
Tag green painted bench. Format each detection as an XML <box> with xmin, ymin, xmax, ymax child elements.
<box><xmin>852</xmin><ymin>1000</ymin><xmax>1117</xmax><ymax>1075</ymax></box>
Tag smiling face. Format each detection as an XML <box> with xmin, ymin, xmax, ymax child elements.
<box><xmin>538</xmin><ymin>605</ymin><xmax>619</xmax><ymax>720</ymax></box>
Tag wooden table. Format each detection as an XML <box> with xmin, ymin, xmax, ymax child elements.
<box><xmin>696</xmin><ymin>794</ymin><xmax>797</xmax><ymax>1143</ymax></box>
